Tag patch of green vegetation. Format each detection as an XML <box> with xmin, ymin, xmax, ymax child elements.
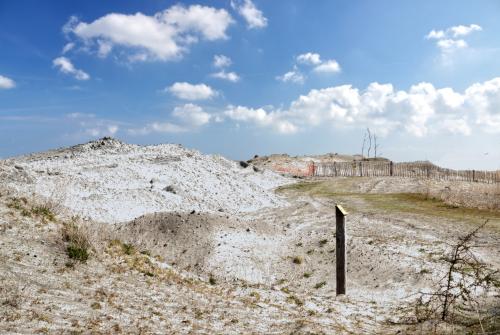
<box><xmin>292</xmin><ymin>256</ymin><xmax>303</xmax><ymax>264</ymax></box>
<box><xmin>121</xmin><ymin>243</ymin><xmax>135</xmax><ymax>255</ymax></box>
<box><xmin>319</xmin><ymin>239</ymin><xmax>328</xmax><ymax>246</ymax></box>
<box><xmin>6</xmin><ymin>197</ymin><xmax>56</xmax><ymax>222</ymax></box>
<box><xmin>314</xmin><ymin>281</ymin><xmax>326</xmax><ymax>289</ymax></box>
<box><xmin>280</xmin><ymin>287</ymin><xmax>290</xmax><ymax>294</ymax></box>
<box><xmin>276</xmin><ymin>279</ymin><xmax>287</xmax><ymax>285</ymax></box>
<box><xmin>31</xmin><ymin>205</ymin><xmax>56</xmax><ymax>222</ymax></box>
<box><xmin>21</xmin><ymin>209</ymin><xmax>31</xmax><ymax>217</ymax></box>
<box><xmin>362</xmin><ymin>193</ymin><xmax>500</xmax><ymax>223</ymax></box>
<box><xmin>142</xmin><ymin>271</ymin><xmax>155</xmax><ymax>277</ymax></box>
<box><xmin>280</xmin><ymin>180</ymin><xmax>500</xmax><ymax>226</ymax></box>
<box><xmin>7</xmin><ymin>197</ymin><xmax>25</xmax><ymax>210</ymax></box>
<box><xmin>277</xmin><ymin>178</ymin><xmax>364</xmax><ymax>196</ymax></box>
<box><xmin>90</xmin><ymin>302</ymin><xmax>101</xmax><ymax>310</ymax></box>
<box><xmin>303</xmin><ymin>272</ymin><xmax>312</xmax><ymax>278</ymax></box>
<box><xmin>249</xmin><ymin>291</ymin><xmax>260</xmax><ymax>300</ymax></box>
<box><xmin>62</xmin><ymin>221</ymin><xmax>90</xmax><ymax>263</ymax></box>
<box><xmin>209</xmin><ymin>276</ymin><xmax>216</xmax><ymax>285</ymax></box>
<box><xmin>67</xmin><ymin>245</ymin><xmax>89</xmax><ymax>262</ymax></box>
<box><xmin>287</xmin><ymin>295</ymin><xmax>304</xmax><ymax>306</ymax></box>
<box><xmin>277</xmin><ymin>181</ymin><xmax>324</xmax><ymax>193</ymax></box>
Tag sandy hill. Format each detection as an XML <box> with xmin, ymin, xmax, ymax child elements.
<box><xmin>0</xmin><ymin>138</ymin><xmax>288</xmax><ymax>223</ymax></box>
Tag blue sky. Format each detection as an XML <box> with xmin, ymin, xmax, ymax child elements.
<box><xmin>1</xmin><ymin>0</ymin><xmax>500</xmax><ymax>169</ymax></box>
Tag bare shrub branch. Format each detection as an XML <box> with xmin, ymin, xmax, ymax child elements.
<box><xmin>415</xmin><ymin>220</ymin><xmax>498</xmax><ymax>325</ymax></box>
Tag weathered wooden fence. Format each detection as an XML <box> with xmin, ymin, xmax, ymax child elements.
<box><xmin>279</xmin><ymin>161</ymin><xmax>499</xmax><ymax>184</ymax></box>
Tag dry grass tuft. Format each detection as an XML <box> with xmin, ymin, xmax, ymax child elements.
<box><xmin>61</xmin><ymin>220</ymin><xmax>92</xmax><ymax>262</ymax></box>
<box><xmin>6</xmin><ymin>196</ymin><xmax>58</xmax><ymax>222</ymax></box>
<box><xmin>0</xmin><ymin>279</ymin><xmax>23</xmax><ymax>312</ymax></box>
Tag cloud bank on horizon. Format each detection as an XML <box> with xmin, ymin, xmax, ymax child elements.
<box><xmin>1</xmin><ymin>1</ymin><xmax>499</xmax><ymax>169</ymax></box>
<box><xmin>140</xmin><ymin>76</ymin><xmax>500</xmax><ymax>138</ymax></box>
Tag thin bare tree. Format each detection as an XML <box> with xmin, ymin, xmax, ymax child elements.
<box><xmin>367</xmin><ymin>128</ymin><xmax>372</xmax><ymax>158</ymax></box>
<box><xmin>361</xmin><ymin>131</ymin><xmax>367</xmax><ymax>157</ymax></box>
<box><xmin>374</xmin><ymin>134</ymin><xmax>379</xmax><ymax>158</ymax></box>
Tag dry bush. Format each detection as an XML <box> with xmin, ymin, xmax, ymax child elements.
<box><xmin>414</xmin><ymin>221</ymin><xmax>499</xmax><ymax>327</ymax></box>
<box><xmin>61</xmin><ymin>219</ymin><xmax>93</xmax><ymax>262</ymax></box>
<box><xmin>62</xmin><ymin>215</ymin><xmax>113</xmax><ymax>254</ymax></box>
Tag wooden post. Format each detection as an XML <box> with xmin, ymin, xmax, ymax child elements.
<box><xmin>472</xmin><ymin>170</ymin><xmax>476</xmax><ymax>182</ymax></box>
<box><xmin>334</xmin><ymin>161</ymin><xmax>337</xmax><ymax>177</ymax></box>
<box><xmin>335</xmin><ymin>204</ymin><xmax>348</xmax><ymax>295</ymax></box>
<box><xmin>389</xmin><ymin>161</ymin><xmax>393</xmax><ymax>176</ymax></box>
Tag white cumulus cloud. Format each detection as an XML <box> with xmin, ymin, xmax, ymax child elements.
<box><xmin>231</xmin><ymin>0</ymin><xmax>267</xmax><ymax>29</ymax></box>
<box><xmin>223</xmin><ymin>77</ymin><xmax>500</xmax><ymax>137</ymax></box>
<box><xmin>211</xmin><ymin>54</ymin><xmax>239</xmax><ymax>82</ymax></box>
<box><xmin>280</xmin><ymin>52</ymin><xmax>341</xmax><ymax>83</ymax></box>
<box><xmin>62</xmin><ymin>42</ymin><xmax>75</xmax><ymax>54</ymax></box>
<box><xmin>296</xmin><ymin>52</ymin><xmax>322</xmax><ymax>65</ymax></box>
<box><xmin>449</xmin><ymin>24</ymin><xmax>482</xmax><ymax>37</ymax></box>
<box><xmin>436</xmin><ymin>39</ymin><xmax>467</xmax><ymax>53</ymax></box>
<box><xmin>276</xmin><ymin>67</ymin><xmax>305</xmax><ymax>84</ymax></box>
<box><xmin>97</xmin><ymin>40</ymin><xmax>113</xmax><ymax>58</ymax></box>
<box><xmin>172</xmin><ymin>103</ymin><xmax>211</xmax><ymax>127</ymax></box>
<box><xmin>0</xmin><ymin>75</ymin><xmax>15</xmax><ymax>89</ymax></box>
<box><xmin>213</xmin><ymin>54</ymin><xmax>232</xmax><ymax>68</ymax></box>
<box><xmin>313</xmin><ymin>60</ymin><xmax>341</xmax><ymax>73</ymax></box>
<box><xmin>426</xmin><ymin>30</ymin><xmax>446</xmax><ymax>40</ymax></box>
<box><xmin>464</xmin><ymin>77</ymin><xmax>500</xmax><ymax>133</ymax></box>
<box><xmin>427</xmin><ymin>24</ymin><xmax>482</xmax><ymax>40</ymax></box>
<box><xmin>224</xmin><ymin>105</ymin><xmax>297</xmax><ymax>134</ymax></box>
<box><xmin>64</xmin><ymin>4</ymin><xmax>234</xmax><ymax>62</ymax></box>
<box><xmin>212</xmin><ymin>70</ymin><xmax>240</xmax><ymax>82</ymax></box>
<box><xmin>53</xmin><ymin>57</ymin><xmax>90</xmax><ymax>80</ymax></box>
<box><xmin>167</xmin><ymin>82</ymin><xmax>217</xmax><ymax>100</ymax></box>
<box><xmin>426</xmin><ymin>24</ymin><xmax>481</xmax><ymax>60</ymax></box>
<box><xmin>128</xmin><ymin>103</ymin><xmax>211</xmax><ymax>135</ymax></box>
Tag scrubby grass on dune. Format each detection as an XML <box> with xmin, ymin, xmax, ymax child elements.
<box><xmin>278</xmin><ymin>179</ymin><xmax>500</xmax><ymax>226</ymax></box>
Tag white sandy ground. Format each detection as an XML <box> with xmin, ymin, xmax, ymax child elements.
<box><xmin>0</xmin><ymin>138</ymin><xmax>289</xmax><ymax>223</ymax></box>
<box><xmin>1</xmin><ymin>140</ymin><xmax>499</xmax><ymax>334</ymax></box>
<box><xmin>2</xmin><ymin>183</ymin><xmax>498</xmax><ymax>334</ymax></box>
